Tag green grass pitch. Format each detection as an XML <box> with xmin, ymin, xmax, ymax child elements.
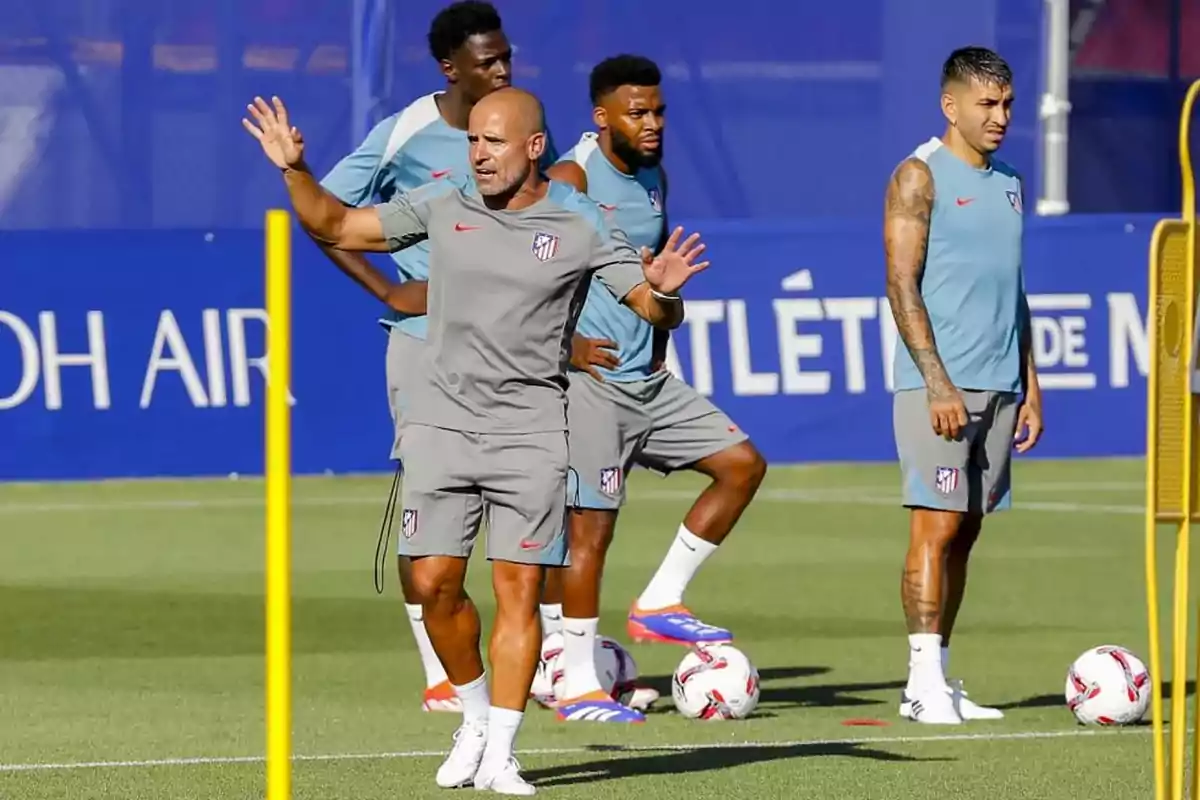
<box><xmin>0</xmin><ymin>459</ymin><xmax>1188</xmax><ymax>798</ymax></box>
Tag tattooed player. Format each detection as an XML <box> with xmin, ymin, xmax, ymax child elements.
<box><xmin>883</xmin><ymin>46</ymin><xmax>1043</xmax><ymax>725</ymax></box>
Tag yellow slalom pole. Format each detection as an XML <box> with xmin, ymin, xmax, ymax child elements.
<box><xmin>1171</xmin><ymin>517</ymin><xmax>1189</xmax><ymax>800</ymax></box>
<box><xmin>1181</xmin><ymin>77</ymin><xmax>1200</xmax><ymax>800</ymax></box>
<box><xmin>264</xmin><ymin>209</ymin><xmax>293</xmax><ymax>800</ymax></box>
<box><xmin>1147</xmin><ymin>78</ymin><xmax>1200</xmax><ymax>800</ymax></box>
<box><xmin>1147</xmin><ymin>218</ymin><xmax>1166</xmax><ymax>800</ymax></box>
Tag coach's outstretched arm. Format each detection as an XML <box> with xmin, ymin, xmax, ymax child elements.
<box><xmin>243</xmin><ymin>96</ymin><xmax>430</xmax><ymax>254</ymax></box>
<box><xmin>590</xmin><ymin>224</ymin><xmax>707</xmax><ymax>330</ymax></box>
<box><xmin>884</xmin><ymin>157</ymin><xmax>968</xmax><ymax>439</ymax></box>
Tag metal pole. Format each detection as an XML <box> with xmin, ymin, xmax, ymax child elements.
<box><xmin>1037</xmin><ymin>0</ymin><xmax>1071</xmax><ymax>215</ymax></box>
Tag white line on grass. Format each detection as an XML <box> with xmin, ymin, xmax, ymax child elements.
<box><xmin>0</xmin><ymin>727</ymin><xmax>1153</xmax><ymax>773</ymax></box>
<box><xmin>0</xmin><ymin>486</ymin><xmax>1145</xmax><ymax>517</ymax></box>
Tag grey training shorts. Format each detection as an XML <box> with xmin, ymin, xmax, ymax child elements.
<box><xmin>893</xmin><ymin>388</ymin><xmax>1019</xmax><ymax>515</ymax></box>
<box><xmin>397</xmin><ymin>422</ymin><xmax>569</xmax><ymax>566</ymax></box>
<box><xmin>384</xmin><ymin>327</ymin><xmax>425</xmax><ymax>460</ymax></box>
<box><xmin>567</xmin><ymin>372</ymin><xmax>749</xmax><ymax>510</ymax></box>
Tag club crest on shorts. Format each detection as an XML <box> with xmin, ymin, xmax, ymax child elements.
<box><xmin>648</xmin><ymin>187</ymin><xmax>662</xmax><ymax>212</ymax></box>
<box><xmin>531</xmin><ymin>231</ymin><xmax>559</xmax><ymax>262</ymax></box>
<box><xmin>934</xmin><ymin>466</ymin><xmax>960</xmax><ymax>495</ymax></box>
<box><xmin>1006</xmin><ymin>190</ymin><xmax>1023</xmax><ymax>214</ymax></box>
<box><xmin>599</xmin><ymin>467</ymin><xmax>622</xmax><ymax>495</ymax></box>
<box><xmin>401</xmin><ymin>508</ymin><xmax>419</xmax><ymax>539</ymax></box>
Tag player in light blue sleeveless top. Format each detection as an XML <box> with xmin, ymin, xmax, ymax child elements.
<box><xmin>557</xmin><ymin>131</ymin><xmax>664</xmax><ymax>381</ymax></box>
<box><xmin>311</xmin><ymin>1</ymin><xmax>557</xmax><ymax>718</ymax></box>
<box><xmin>883</xmin><ymin>47</ymin><xmax>1044</xmax><ymax>726</ymax></box>
<box><xmin>540</xmin><ymin>56</ymin><xmax>767</xmax><ymax>725</ymax></box>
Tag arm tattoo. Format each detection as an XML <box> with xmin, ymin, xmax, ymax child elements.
<box><xmin>901</xmin><ymin>566</ymin><xmax>941</xmax><ymax>633</ymax></box>
<box><xmin>884</xmin><ymin>158</ymin><xmax>955</xmax><ymax>398</ymax></box>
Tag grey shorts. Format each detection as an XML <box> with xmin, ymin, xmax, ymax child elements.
<box><xmin>893</xmin><ymin>389</ymin><xmax>1018</xmax><ymax>515</ymax></box>
<box><xmin>384</xmin><ymin>328</ymin><xmax>425</xmax><ymax>459</ymax></box>
<box><xmin>397</xmin><ymin>423</ymin><xmax>569</xmax><ymax>566</ymax></box>
<box><xmin>566</xmin><ymin>372</ymin><xmax>749</xmax><ymax>510</ymax></box>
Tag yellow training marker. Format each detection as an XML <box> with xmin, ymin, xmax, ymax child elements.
<box><xmin>1146</xmin><ymin>77</ymin><xmax>1200</xmax><ymax>800</ymax></box>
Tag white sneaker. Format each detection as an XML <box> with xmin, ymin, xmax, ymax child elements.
<box><xmin>948</xmin><ymin>678</ymin><xmax>1004</xmax><ymax>720</ymax></box>
<box><xmin>435</xmin><ymin>723</ymin><xmax>488</xmax><ymax>789</ymax></box>
<box><xmin>627</xmin><ymin>685</ymin><xmax>660</xmax><ymax>711</ymax></box>
<box><xmin>474</xmin><ymin>757</ymin><xmax>536</xmax><ymax>795</ymax></box>
<box><xmin>899</xmin><ymin>687</ymin><xmax>962</xmax><ymax>725</ymax></box>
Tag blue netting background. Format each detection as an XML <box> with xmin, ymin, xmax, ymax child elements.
<box><xmin>0</xmin><ymin>0</ymin><xmax>1050</xmax><ymax>230</ymax></box>
<box><xmin>1</xmin><ymin>0</ymin><xmax>1196</xmax><ymax>230</ymax></box>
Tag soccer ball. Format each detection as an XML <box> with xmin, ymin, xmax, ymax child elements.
<box><xmin>533</xmin><ymin>632</ymin><xmax>638</xmax><ymax>705</ymax></box>
<box><xmin>549</xmin><ymin>635</ymin><xmax>638</xmax><ymax>704</ymax></box>
<box><xmin>671</xmin><ymin>643</ymin><xmax>760</xmax><ymax>720</ymax></box>
<box><xmin>596</xmin><ymin>635</ymin><xmax>639</xmax><ymax>704</ymax></box>
<box><xmin>1064</xmin><ymin>645</ymin><xmax>1151</xmax><ymax>726</ymax></box>
<box><xmin>531</xmin><ymin>632</ymin><xmax>564</xmax><ymax>706</ymax></box>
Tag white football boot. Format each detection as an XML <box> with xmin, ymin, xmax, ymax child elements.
<box><xmin>947</xmin><ymin>678</ymin><xmax>1004</xmax><ymax>720</ymax></box>
<box><xmin>899</xmin><ymin>685</ymin><xmax>963</xmax><ymax>725</ymax></box>
<box><xmin>474</xmin><ymin>757</ymin><xmax>536</xmax><ymax>795</ymax></box>
<box><xmin>435</xmin><ymin>722</ymin><xmax>488</xmax><ymax>788</ymax></box>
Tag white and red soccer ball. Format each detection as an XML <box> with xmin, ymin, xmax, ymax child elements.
<box><xmin>532</xmin><ymin>632</ymin><xmax>638</xmax><ymax>706</ymax></box>
<box><xmin>1064</xmin><ymin>645</ymin><xmax>1151</xmax><ymax>726</ymax></box>
<box><xmin>671</xmin><ymin>643</ymin><xmax>760</xmax><ymax>720</ymax></box>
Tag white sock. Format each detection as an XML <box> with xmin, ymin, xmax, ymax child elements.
<box><xmin>560</xmin><ymin>618</ymin><xmax>602</xmax><ymax>699</ymax></box>
<box><xmin>941</xmin><ymin>646</ymin><xmax>951</xmax><ymax>676</ymax></box>
<box><xmin>636</xmin><ymin>525</ymin><xmax>719</xmax><ymax>610</ymax></box>
<box><xmin>906</xmin><ymin>633</ymin><xmax>947</xmax><ymax>694</ymax></box>
<box><xmin>452</xmin><ymin>673</ymin><xmax>490</xmax><ymax>728</ymax></box>
<box><xmin>540</xmin><ymin>603</ymin><xmax>563</xmax><ymax>636</ymax></box>
<box><xmin>480</xmin><ymin>706</ymin><xmax>523</xmax><ymax>766</ymax></box>
<box><xmin>405</xmin><ymin>603</ymin><xmax>449</xmax><ymax>688</ymax></box>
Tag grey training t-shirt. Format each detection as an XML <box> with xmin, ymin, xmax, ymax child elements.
<box><xmin>375</xmin><ymin>176</ymin><xmax>647</xmax><ymax>434</ymax></box>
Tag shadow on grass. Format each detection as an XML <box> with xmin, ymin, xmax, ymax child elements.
<box><xmin>525</xmin><ymin>741</ymin><xmax>945</xmax><ymax>787</ymax></box>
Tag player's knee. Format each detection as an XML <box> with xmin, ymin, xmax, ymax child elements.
<box><xmin>713</xmin><ymin>441</ymin><xmax>767</xmax><ymax>495</ymax></box>
<box><xmin>408</xmin><ymin>557</ymin><xmax>466</xmax><ymax>611</ymax></box>
<box><xmin>492</xmin><ymin>562</ymin><xmax>543</xmax><ymax>618</ymax></box>
<box><xmin>567</xmin><ymin>510</ymin><xmax>615</xmax><ymax>561</ymax></box>
<box><xmin>909</xmin><ymin>508</ymin><xmax>964</xmax><ymax>550</ymax></box>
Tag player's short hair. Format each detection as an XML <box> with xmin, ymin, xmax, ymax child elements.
<box><xmin>941</xmin><ymin>47</ymin><xmax>1013</xmax><ymax>89</ymax></box>
<box><xmin>427</xmin><ymin>1</ymin><xmax>503</xmax><ymax>62</ymax></box>
<box><xmin>589</xmin><ymin>55</ymin><xmax>662</xmax><ymax>105</ymax></box>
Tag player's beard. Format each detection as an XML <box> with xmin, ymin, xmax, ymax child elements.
<box><xmin>478</xmin><ymin>161</ymin><xmax>533</xmax><ymax>201</ymax></box>
<box><xmin>611</xmin><ymin>128</ymin><xmax>662</xmax><ymax>169</ymax></box>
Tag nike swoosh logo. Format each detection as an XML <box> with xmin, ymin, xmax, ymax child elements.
<box><xmin>566</xmin><ymin>629</ymin><xmax>587</xmax><ymax>637</ymax></box>
<box><xmin>544</xmin><ymin>613</ymin><xmax>562</xmax><ymax>621</ymax></box>
<box><xmin>956</xmin><ymin>197</ymin><xmax>975</xmax><ymax>206</ymax></box>
<box><xmin>431</xmin><ymin>169</ymin><xmax>452</xmax><ymax>179</ymax></box>
<box><xmin>454</xmin><ymin>223</ymin><xmax>481</xmax><ymax>232</ymax></box>
<box><xmin>598</xmin><ymin>203</ymin><xmax>617</xmax><ymax>211</ymax></box>
<box><xmin>681</xmin><ymin>540</ymin><xmax>696</xmax><ymax>552</ymax></box>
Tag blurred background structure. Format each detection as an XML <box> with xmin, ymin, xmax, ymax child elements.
<box><xmin>3</xmin><ymin>0</ymin><xmax>1197</xmax><ymax>228</ymax></box>
<box><xmin>1</xmin><ymin>0</ymin><xmax>1198</xmax><ymax>478</ymax></box>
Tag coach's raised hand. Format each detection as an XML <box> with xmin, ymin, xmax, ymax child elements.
<box><xmin>242</xmin><ymin>96</ymin><xmax>305</xmax><ymax>170</ymax></box>
<box><xmin>640</xmin><ymin>226</ymin><xmax>709</xmax><ymax>296</ymax></box>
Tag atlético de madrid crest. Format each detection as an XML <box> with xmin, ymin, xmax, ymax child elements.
<box><xmin>1006</xmin><ymin>190</ymin><xmax>1023</xmax><ymax>214</ymax></box>
<box><xmin>648</xmin><ymin>187</ymin><xmax>662</xmax><ymax>212</ymax></box>
<box><xmin>531</xmin><ymin>231</ymin><xmax>559</xmax><ymax>262</ymax></box>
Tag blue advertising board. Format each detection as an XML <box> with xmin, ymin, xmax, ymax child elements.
<box><xmin>0</xmin><ymin>214</ymin><xmax>1167</xmax><ymax>480</ymax></box>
